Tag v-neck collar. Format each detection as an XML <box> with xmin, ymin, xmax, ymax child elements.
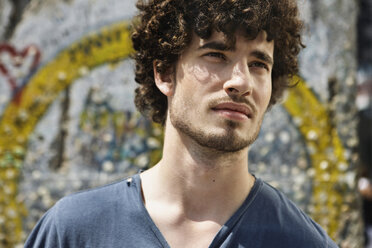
<box><xmin>131</xmin><ymin>173</ymin><xmax>262</xmax><ymax>248</ymax></box>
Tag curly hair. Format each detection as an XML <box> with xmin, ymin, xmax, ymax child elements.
<box><xmin>132</xmin><ymin>0</ymin><xmax>304</xmax><ymax>124</ymax></box>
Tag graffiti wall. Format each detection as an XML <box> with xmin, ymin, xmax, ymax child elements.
<box><xmin>0</xmin><ymin>0</ymin><xmax>364</xmax><ymax>247</ymax></box>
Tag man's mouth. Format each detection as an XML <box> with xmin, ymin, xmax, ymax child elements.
<box><xmin>212</xmin><ymin>102</ymin><xmax>253</xmax><ymax>120</ymax></box>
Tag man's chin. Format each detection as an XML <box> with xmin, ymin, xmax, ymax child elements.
<box><xmin>170</xmin><ymin>110</ymin><xmax>259</xmax><ymax>152</ymax></box>
<box><xmin>193</xmin><ymin>132</ymin><xmax>253</xmax><ymax>153</ymax></box>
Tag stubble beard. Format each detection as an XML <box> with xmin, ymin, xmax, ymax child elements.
<box><xmin>169</xmin><ymin>106</ymin><xmax>263</xmax><ymax>153</ymax></box>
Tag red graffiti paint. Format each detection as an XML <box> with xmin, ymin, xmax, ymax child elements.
<box><xmin>0</xmin><ymin>44</ymin><xmax>41</xmax><ymax>104</ymax></box>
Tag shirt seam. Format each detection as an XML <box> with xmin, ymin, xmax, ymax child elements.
<box><xmin>55</xmin><ymin>202</ymin><xmax>62</xmax><ymax>247</ymax></box>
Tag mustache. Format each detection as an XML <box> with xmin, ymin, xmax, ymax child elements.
<box><xmin>207</xmin><ymin>96</ymin><xmax>257</xmax><ymax>115</ymax></box>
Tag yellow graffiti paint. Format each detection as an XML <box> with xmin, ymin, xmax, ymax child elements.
<box><xmin>0</xmin><ymin>21</ymin><xmax>133</xmax><ymax>247</ymax></box>
<box><xmin>283</xmin><ymin>76</ymin><xmax>347</xmax><ymax>238</ymax></box>
<box><xmin>0</xmin><ymin>20</ymin><xmax>348</xmax><ymax>247</ymax></box>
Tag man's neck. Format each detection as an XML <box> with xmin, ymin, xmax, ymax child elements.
<box><xmin>139</xmin><ymin>121</ymin><xmax>255</xmax><ymax>247</ymax></box>
<box><xmin>140</xmin><ymin>121</ymin><xmax>254</xmax><ymax>223</ymax></box>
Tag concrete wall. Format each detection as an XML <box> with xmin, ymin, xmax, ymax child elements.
<box><xmin>0</xmin><ymin>0</ymin><xmax>364</xmax><ymax>247</ymax></box>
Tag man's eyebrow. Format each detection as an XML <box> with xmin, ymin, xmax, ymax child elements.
<box><xmin>251</xmin><ymin>50</ymin><xmax>274</xmax><ymax>66</ymax></box>
<box><xmin>198</xmin><ymin>41</ymin><xmax>235</xmax><ymax>51</ymax></box>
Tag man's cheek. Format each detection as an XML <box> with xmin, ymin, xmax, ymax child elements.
<box><xmin>187</xmin><ymin>64</ymin><xmax>213</xmax><ymax>83</ymax></box>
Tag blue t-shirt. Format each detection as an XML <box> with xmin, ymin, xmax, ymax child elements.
<box><xmin>25</xmin><ymin>174</ymin><xmax>338</xmax><ymax>247</ymax></box>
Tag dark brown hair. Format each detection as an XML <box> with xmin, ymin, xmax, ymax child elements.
<box><xmin>132</xmin><ymin>0</ymin><xmax>304</xmax><ymax>124</ymax></box>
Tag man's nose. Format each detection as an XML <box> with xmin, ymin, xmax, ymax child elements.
<box><xmin>223</xmin><ymin>61</ymin><xmax>252</xmax><ymax>97</ymax></box>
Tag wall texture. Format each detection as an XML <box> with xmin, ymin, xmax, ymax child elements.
<box><xmin>0</xmin><ymin>0</ymin><xmax>364</xmax><ymax>247</ymax></box>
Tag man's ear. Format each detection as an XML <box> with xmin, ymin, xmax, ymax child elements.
<box><xmin>153</xmin><ymin>61</ymin><xmax>174</xmax><ymax>97</ymax></box>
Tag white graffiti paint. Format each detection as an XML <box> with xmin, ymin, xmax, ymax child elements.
<box><xmin>0</xmin><ymin>0</ymin><xmax>12</xmax><ymax>41</ymax></box>
<box><xmin>12</xmin><ymin>0</ymin><xmax>137</xmax><ymax>63</ymax></box>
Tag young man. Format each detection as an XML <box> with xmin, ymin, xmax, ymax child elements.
<box><xmin>26</xmin><ymin>0</ymin><xmax>339</xmax><ymax>247</ymax></box>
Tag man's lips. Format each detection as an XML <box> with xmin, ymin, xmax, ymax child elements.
<box><xmin>212</xmin><ymin>102</ymin><xmax>253</xmax><ymax>120</ymax></box>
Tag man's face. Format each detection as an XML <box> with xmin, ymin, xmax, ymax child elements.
<box><xmin>167</xmin><ymin>31</ymin><xmax>274</xmax><ymax>152</ymax></box>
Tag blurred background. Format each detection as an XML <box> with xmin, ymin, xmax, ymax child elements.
<box><xmin>0</xmin><ymin>0</ymin><xmax>371</xmax><ymax>247</ymax></box>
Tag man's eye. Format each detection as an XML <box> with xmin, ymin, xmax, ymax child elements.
<box><xmin>249</xmin><ymin>61</ymin><xmax>269</xmax><ymax>71</ymax></box>
<box><xmin>204</xmin><ymin>52</ymin><xmax>226</xmax><ymax>60</ymax></box>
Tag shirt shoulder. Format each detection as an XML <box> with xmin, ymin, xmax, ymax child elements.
<box><xmin>259</xmin><ymin>181</ymin><xmax>338</xmax><ymax>246</ymax></box>
<box><xmin>226</xmin><ymin>178</ymin><xmax>339</xmax><ymax>248</ymax></box>
<box><xmin>24</xmin><ymin>175</ymin><xmax>143</xmax><ymax>248</ymax></box>
<box><xmin>55</xmin><ymin>177</ymin><xmax>134</xmax><ymax>220</ymax></box>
